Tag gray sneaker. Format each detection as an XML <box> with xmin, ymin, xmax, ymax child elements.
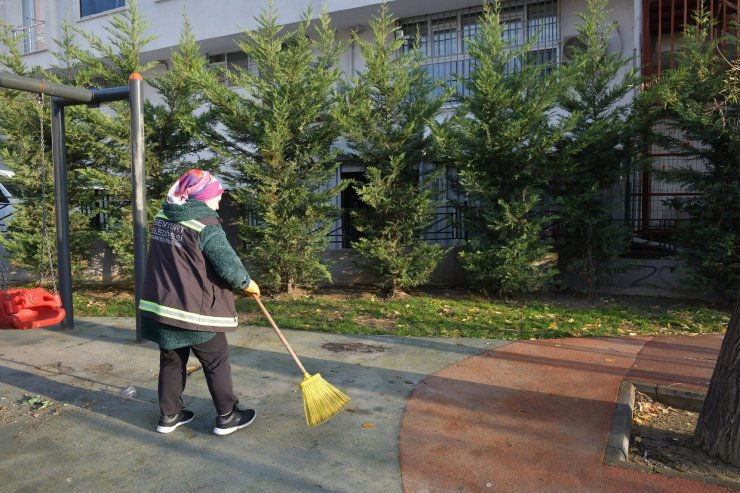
<box><xmin>213</xmin><ymin>407</ymin><xmax>256</xmax><ymax>436</ymax></box>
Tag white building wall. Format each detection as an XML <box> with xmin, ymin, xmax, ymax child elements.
<box><xmin>0</xmin><ymin>0</ymin><xmax>644</xmax><ymax>255</ymax></box>
<box><xmin>5</xmin><ymin>1</ymin><xmax>640</xmax><ymax>70</ymax></box>
<box><xmin>6</xmin><ymin>1</ymin><xmax>491</xmax><ymax>70</ymax></box>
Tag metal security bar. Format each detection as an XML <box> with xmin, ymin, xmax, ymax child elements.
<box><xmin>642</xmin><ymin>0</ymin><xmax>739</xmax><ymax>78</ymax></box>
<box><xmin>629</xmin><ymin>120</ymin><xmax>703</xmax><ymax>242</ymax></box>
<box><xmin>207</xmin><ymin>51</ymin><xmax>258</xmax><ymax>87</ymax></box>
<box><xmin>637</xmin><ymin>0</ymin><xmax>736</xmax><ymax>245</ymax></box>
<box><xmin>421</xmin><ymin>205</ymin><xmax>468</xmax><ymax>246</ymax></box>
<box><xmin>399</xmin><ymin>0</ymin><xmax>559</xmax><ymax>99</ymax></box>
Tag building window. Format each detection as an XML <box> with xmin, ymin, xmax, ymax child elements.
<box><xmin>399</xmin><ymin>0</ymin><xmax>559</xmax><ymax>99</ymax></box>
<box><xmin>80</xmin><ymin>0</ymin><xmax>126</xmax><ymax>18</ymax></box>
<box><xmin>207</xmin><ymin>51</ymin><xmax>258</xmax><ymax>87</ymax></box>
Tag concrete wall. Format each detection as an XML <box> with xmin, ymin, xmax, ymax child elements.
<box><xmin>598</xmin><ymin>258</ymin><xmax>707</xmax><ymax>300</ymax></box>
<box><xmin>560</xmin><ymin>257</ymin><xmax>715</xmax><ymax>301</ymax></box>
<box><xmin>325</xmin><ymin>249</ymin><xmax>712</xmax><ymax>301</ymax></box>
<box><xmin>322</xmin><ymin>247</ymin><xmax>468</xmax><ymax>287</ymax></box>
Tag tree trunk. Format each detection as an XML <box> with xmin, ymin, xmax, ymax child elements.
<box><xmin>279</xmin><ymin>272</ymin><xmax>294</xmax><ymax>295</ymax></box>
<box><xmin>281</xmin><ymin>279</ymin><xmax>295</xmax><ymax>295</ymax></box>
<box><xmin>694</xmin><ymin>295</ymin><xmax>740</xmax><ymax>465</ymax></box>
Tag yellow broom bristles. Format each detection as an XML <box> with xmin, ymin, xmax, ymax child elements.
<box><xmin>299</xmin><ymin>372</ymin><xmax>351</xmax><ymax>427</ymax></box>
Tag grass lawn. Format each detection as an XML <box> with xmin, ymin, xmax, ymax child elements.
<box><xmin>72</xmin><ymin>286</ymin><xmax>731</xmax><ymax>341</ymax></box>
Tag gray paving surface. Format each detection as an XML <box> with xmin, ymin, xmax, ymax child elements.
<box><xmin>0</xmin><ymin>318</ymin><xmax>504</xmax><ymax>492</ymax></box>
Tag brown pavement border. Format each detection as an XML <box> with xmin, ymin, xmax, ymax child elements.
<box><xmin>400</xmin><ymin>334</ymin><xmax>729</xmax><ymax>493</ymax></box>
<box><xmin>626</xmin><ymin>334</ymin><xmax>722</xmax><ymax>393</ymax></box>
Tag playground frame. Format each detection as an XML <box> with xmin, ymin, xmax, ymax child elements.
<box><xmin>0</xmin><ymin>71</ymin><xmax>147</xmax><ymax>341</ymax></box>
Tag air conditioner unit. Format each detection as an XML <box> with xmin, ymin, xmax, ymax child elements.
<box><xmin>562</xmin><ymin>35</ymin><xmax>588</xmax><ymax>61</ymax></box>
<box><xmin>562</xmin><ymin>22</ymin><xmax>622</xmax><ymax>61</ymax></box>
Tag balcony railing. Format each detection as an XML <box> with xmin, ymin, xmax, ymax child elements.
<box><xmin>12</xmin><ymin>19</ymin><xmax>46</xmax><ymax>55</ymax></box>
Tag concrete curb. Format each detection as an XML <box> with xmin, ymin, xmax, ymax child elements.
<box><xmin>604</xmin><ymin>379</ymin><xmax>635</xmax><ymax>463</ymax></box>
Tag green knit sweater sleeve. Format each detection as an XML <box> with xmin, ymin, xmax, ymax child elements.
<box><xmin>199</xmin><ymin>223</ymin><xmax>250</xmax><ymax>290</ymax></box>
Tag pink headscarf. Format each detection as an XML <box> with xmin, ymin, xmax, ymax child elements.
<box><xmin>166</xmin><ymin>169</ymin><xmax>224</xmax><ymax>205</ymax></box>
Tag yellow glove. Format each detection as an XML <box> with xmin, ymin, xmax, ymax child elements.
<box><xmin>242</xmin><ymin>279</ymin><xmax>260</xmax><ymax>298</ymax></box>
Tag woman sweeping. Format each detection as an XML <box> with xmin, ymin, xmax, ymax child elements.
<box><xmin>139</xmin><ymin>169</ymin><xmax>261</xmax><ymax>435</ymax></box>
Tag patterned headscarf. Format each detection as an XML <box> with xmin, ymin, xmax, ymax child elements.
<box><xmin>166</xmin><ymin>169</ymin><xmax>224</xmax><ymax>205</ymax></box>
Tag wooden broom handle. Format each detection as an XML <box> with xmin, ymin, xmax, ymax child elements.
<box><xmin>252</xmin><ymin>295</ymin><xmax>309</xmax><ymax>376</ymax></box>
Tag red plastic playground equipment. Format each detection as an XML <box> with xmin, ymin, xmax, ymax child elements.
<box><xmin>0</xmin><ymin>287</ymin><xmax>65</xmax><ymax>330</ymax></box>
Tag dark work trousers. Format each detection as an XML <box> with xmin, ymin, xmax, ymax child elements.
<box><xmin>158</xmin><ymin>332</ymin><xmax>238</xmax><ymax>417</ymax></box>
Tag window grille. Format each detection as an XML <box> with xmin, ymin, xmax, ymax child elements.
<box><xmin>636</xmin><ymin>0</ymin><xmax>737</xmax><ymax>249</ymax></box>
<box><xmin>399</xmin><ymin>0</ymin><xmax>559</xmax><ymax>99</ymax></box>
<box><xmin>80</xmin><ymin>189</ymin><xmax>113</xmax><ymax>230</ymax></box>
<box><xmin>207</xmin><ymin>51</ymin><xmax>258</xmax><ymax>87</ymax></box>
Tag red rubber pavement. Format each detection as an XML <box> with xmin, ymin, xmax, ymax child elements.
<box><xmin>400</xmin><ymin>334</ymin><xmax>728</xmax><ymax>492</ymax></box>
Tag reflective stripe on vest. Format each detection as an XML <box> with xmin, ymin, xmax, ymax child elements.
<box><xmin>139</xmin><ymin>299</ymin><xmax>238</xmax><ymax>328</ymax></box>
<box><xmin>155</xmin><ymin>211</ymin><xmax>206</xmax><ymax>232</ymax></box>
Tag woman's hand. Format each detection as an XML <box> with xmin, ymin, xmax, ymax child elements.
<box><xmin>242</xmin><ymin>280</ymin><xmax>261</xmax><ymax>298</ymax></box>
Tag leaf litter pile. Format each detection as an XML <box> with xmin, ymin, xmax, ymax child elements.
<box><xmin>628</xmin><ymin>390</ymin><xmax>740</xmax><ymax>485</ymax></box>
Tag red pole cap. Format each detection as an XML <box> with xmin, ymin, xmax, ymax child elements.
<box><xmin>129</xmin><ymin>72</ymin><xmax>143</xmax><ymax>80</ymax></box>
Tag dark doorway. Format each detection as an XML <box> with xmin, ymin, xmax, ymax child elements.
<box><xmin>341</xmin><ymin>171</ymin><xmax>367</xmax><ymax>248</ymax></box>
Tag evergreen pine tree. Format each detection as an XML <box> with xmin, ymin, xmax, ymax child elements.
<box><xmin>145</xmin><ymin>16</ymin><xmax>219</xmax><ymax>197</ymax></box>
<box><xmin>437</xmin><ymin>0</ymin><xmax>569</xmax><ymax>296</ymax></box>
<box><xmin>55</xmin><ymin>2</ymin><xmax>156</xmax><ymax>277</ymax></box>
<box><xmin>0</xmin><ymin>26</ymin><xmax>74</xmax><ymax>282</ymax></box>
<box><xmin>642</xmin><ymin>10</ymin><xmax>739</xmax><ymax>299</ymax></box>
<box><xmin>337</xmin><ymin>3</ymin><xmax>449</xmax><ymax>298</ymax></box>
<box><xmin>198</xmin><ymin>6</ymin><xmax>345</xmax><ymax>293</ymax></box>
<box><xmin>553</xmin><ymin>0</ymin><xmax>638</xmax><ymax>294</ymax></box>
<box><xmin>55</xmin><ymin>4</ymin><xmax>211</xmax><ymax>278</ymax></box>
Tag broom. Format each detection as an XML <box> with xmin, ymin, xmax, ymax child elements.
<box><xmin>252</xmin><ymin>295</ymin><xmax>351</xmax><ymax>427</ymax></box>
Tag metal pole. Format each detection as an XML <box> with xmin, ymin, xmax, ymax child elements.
<box><xmin>0</xmin><ymin>72</ymin><xmax>94</xmax><ymax>102</ymax></box>
<box><xmin>129</xmin><ymin>73</ymin><xmax>146</xmax><ymax>343</ymax></box>
<box><xmin>51</xmin><ymin>99</ymin><xmax>74</xmax><ymax>329</ymax></box>
<box><xmin>91</xmin><ymin>86</ymin><xmax>131</xmax><ymax>105</ymax></box>
<box><xmin>53</xmin><ymin>86</ymin><xmax>130</xmax><ymax>107</ymax></box>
